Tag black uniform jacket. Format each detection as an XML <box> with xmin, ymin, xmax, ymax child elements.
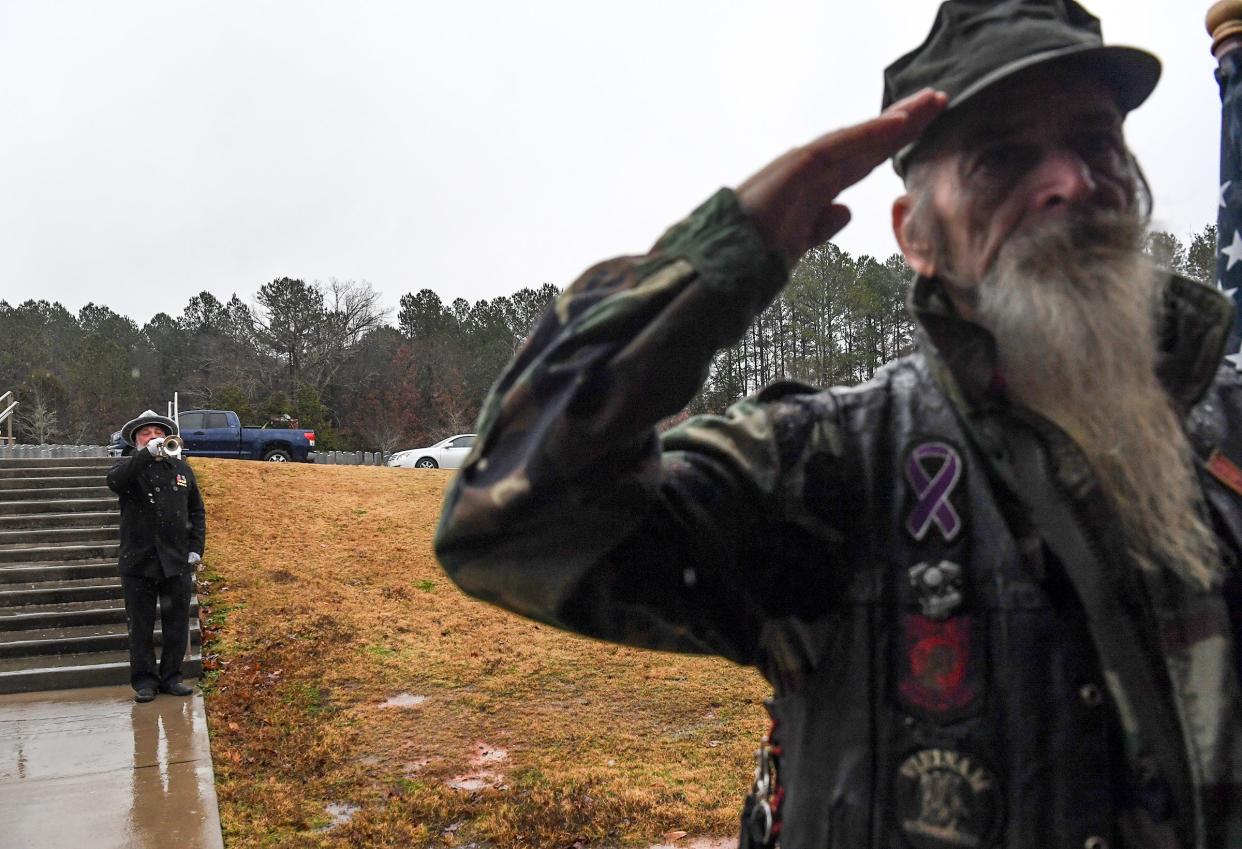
<box><xmin>107</xmin><ymin>449</ymin><xmax>206</xmax><ymax>578</ymax></box>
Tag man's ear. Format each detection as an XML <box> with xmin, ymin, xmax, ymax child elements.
<box><xmin>892</xmin><ymin>194</ymin><xmax>936</xmax><ymax>278</ymax></box>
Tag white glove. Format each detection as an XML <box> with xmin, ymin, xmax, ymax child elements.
<box><xmin>188</xmin><ymin>552</ymin><xmax>202</xmax><ymax>571</ymax></box>
<box><xmin>145</xmin><ymin>436</ymin><xmax>165</xmax><ymax>456</ymax></box>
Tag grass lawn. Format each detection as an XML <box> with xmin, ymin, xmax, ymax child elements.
<box><xmin>191</xmin><ymin>458</ymin><xmax>769</xmax><ymax>849</ymax></box>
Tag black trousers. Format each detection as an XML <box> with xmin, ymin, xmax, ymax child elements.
<box><xmin>120</xmin><ymin>569</ymin><xmax>194</xmax><ymax>690</ymax></box>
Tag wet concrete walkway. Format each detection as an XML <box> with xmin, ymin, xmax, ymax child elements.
<box><xmin>0</xmin><ymin>684</ymin><xmax>223</xmax><ymax>849</ymax></box>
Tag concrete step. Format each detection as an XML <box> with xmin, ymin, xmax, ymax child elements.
<box><xmin>0</xmin><ymin>560</ymin><xmax>116</xmax><ymax>584</ymax></box>
<box><xmin>0</xmin><ymin>475</ymin><xmax>105</xmax><ymax>491</ymax></box>
<box><xmin>0</xmin><ymin>649</ymin><xmax>202</xmax><ymax>694</ymax></box>
<box><xmin>0</xmin><ymin>542</ymin><xmax>118</xmax><ymax>564</ymax></box>
<box><xmin>0</xmin><ymin>620</ymin><xmax>201</xmax><ymax>658</ymax></box>
<box><xmin>0</xmin><ymin>526</ymin><xmax>118</xmax><ymax>546</ymax></box>
<box><xmin>0</xmin><ymin>511</ymin><xmax>119</xmax><ymax>530</ymax></box>
<box><xmin>0</xmin><ymin>458</ymin><xmax>205</xmax><ymax>695</ymax></box>
<box><xmin>0</xmin><ymin>497</ymin><xmax>118</xmax><ymax>515</ymax></box>
<box><xmin>0</xmin><ymin>538</ymin><xmax>116</xmax><ymax>552</ymax></box>
<box><xmin>0</xmin><ymin>576</ymin><xmax>123</xmax><ymax>607</ymax></box>
<box><xmin>0</xmin><ymin>456</ymin><xmax>111</xmax><ymax>469</ymax></box>
<box><xmin>0</xmin><ymin>486</ymin><xmax>114</xmax><ymax>501</ymax></box>
<box><xmin>0</xmin><ymin>599</ymin><xmax>199</xmax><ymax>632</ymax></box>
<box><xmin>0</xmin><ymin>465</ymin><xmax>109</xmax><ymax>479</ymax></box>
<box><xmin>0</xmin><ymin>601</ymin><xmax>127</xmax><ymax>631</ymax></box>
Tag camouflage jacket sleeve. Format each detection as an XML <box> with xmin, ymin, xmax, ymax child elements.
<box><xmin>435</xmin><ymin>189</ymin><xmax>846</xmax><ymax>666</ymax></box>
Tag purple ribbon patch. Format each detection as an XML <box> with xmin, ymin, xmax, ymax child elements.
<box><xmin>905</xmin><ymin>442</ymin><xmax>963</xmax><ymax>542</ymax></box>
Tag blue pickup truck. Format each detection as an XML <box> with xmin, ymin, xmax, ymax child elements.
<box><xmin>109</xmin><ymin>409</ymin><xmax>316</xmax><ymax>462</ymax></box>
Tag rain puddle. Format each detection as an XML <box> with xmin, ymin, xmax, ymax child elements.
<box><xmin>401</xmin><ymin>757</ymin><xmax>430</xmax><ymax>775</ymax></box>
<box><xmin>321</xmin><ymin>802</ymin><xmax>361</xmax><ymax>830</ymax></box>
<box><xmin>446</xmin><ymin>741</ymin><xmax>509</xmax><ymax>791</ymax></box>
<box><xmin>470</xmin><ymin>741</ymin><xmax>507</xmax><ymax>766</ymax></box>
<box><xmin>445</xmin><ymin>772</ymin><xmax>503</xmax><ymax>791</ymax></box>
<box><xmin>379</xmin><ymin>693</ymin><xmax>427</xmax><ymax>708</ymax></box>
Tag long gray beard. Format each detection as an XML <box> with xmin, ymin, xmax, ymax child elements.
<box><xmin>974</xmin><ymin>211</ymin><xmax>1219</xmax><ymax>589</ymax></box>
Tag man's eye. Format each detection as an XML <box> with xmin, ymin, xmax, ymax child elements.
<box><xmin>971</xmin><ymin>144</ymin><xmax>1031</xmax><ymax>179</ymax></box>
<box><xmin>1076</xmin><ymin>132</ymin><xmax>1123</xmax><ymax>162</ymax></box>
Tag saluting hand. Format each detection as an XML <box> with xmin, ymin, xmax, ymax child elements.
<box><xmin>736</xmin><ymin>88</ymin><xmax>947</xmax><ymax>267</ymax></box>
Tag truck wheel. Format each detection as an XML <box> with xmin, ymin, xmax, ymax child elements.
<box><xmin>415</xmin><ymin>457</ymin><xmax>438</xmax><ymax>469</ymax></box>
<box><xmin>263</xmin><ymin>449</ymin><xmax>292</xmax><ymax>462</ymax></box>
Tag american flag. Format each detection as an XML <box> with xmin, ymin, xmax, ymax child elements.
<box><xmin>1217</xmin><ymin>48</ymin><xmax>1242</xmax><ymax>368</ymax></box>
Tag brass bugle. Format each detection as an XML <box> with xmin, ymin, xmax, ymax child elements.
<box><xmin>159</xmin><ymin>434</ymin><xmax>184</xmax><ymax>460</ymax></box>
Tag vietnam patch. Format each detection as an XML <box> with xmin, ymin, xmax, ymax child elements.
<box><xmin>897</xmin><ymin>613</ymin><xmax>982</xmax><ymax>720</ymax></box>
<box><xmin>894</xmin><ymin>748</ymin><xmax>1002</xmax><ymax>849</ymax></box>
<box><xmin>175</xmin><ymin>474</ymin><xmax>187</xmax><ymax>488</ymax></box>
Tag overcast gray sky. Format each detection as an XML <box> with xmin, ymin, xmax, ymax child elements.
<box><xmin>0</xmin><ymin>2</ymin><xmax>1226</xmax><ymax>326</ymax></box>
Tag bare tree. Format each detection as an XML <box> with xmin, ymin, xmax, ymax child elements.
<box><xmin>306</xmin><ymin>279</ymin><xmax>387</xmax><ymax>392</ymax></box>
<box><xmin>253</xmin><ymin>278</ymin><xmax>386</xmax><ymax>398</ymax></box>
<box><xmin>16</xmin><ymin>393</ymin><xmax>59</xmax><ymax>444</ymax></box>
<box><xmin>357</xmin><ymin>397</ymin><xmax>408</xmax><ymax>457</ymax></box>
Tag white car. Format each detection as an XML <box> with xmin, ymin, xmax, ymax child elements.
<box><xmin>388</xmin><ymin>434</ymin><xmax>477</xmax><ymax>469</ymax></box>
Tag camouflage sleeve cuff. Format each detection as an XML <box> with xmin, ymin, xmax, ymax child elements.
<box><xmin>654</xmin><ymin>188</ymin><xmax>789</xmax><ymax>310</ymax></box>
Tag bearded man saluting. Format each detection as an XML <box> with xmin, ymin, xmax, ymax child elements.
<box><xmin>437</xmin><ymin>1</ymin><xmax>1242</xmax><ymax>846</ymax></box>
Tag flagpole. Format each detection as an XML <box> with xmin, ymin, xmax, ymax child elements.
<box><xmin>1208</xmin><ymin>1</ymin><xmax>1242</xmax><ymax>366</ymax></box>
<box><xmin>1209</xmin><ymin>2</ymin><xmax>1242</xmax><ymax>58</ymax></box>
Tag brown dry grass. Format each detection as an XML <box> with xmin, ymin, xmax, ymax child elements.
<box><xmin>192</xmin><ymin>458</ymin><xmax>769</xmax><ymax>849</ymax></box>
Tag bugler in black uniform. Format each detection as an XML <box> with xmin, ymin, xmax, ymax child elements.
<box><xmin>107</xmin><ymin>409</ymin><xmax>206</xmax><ymax>701</ymax></box>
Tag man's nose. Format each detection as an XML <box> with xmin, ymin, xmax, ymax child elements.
<box><xmin>1027</xmin><ymin>148</ymin><xmax>1097</xmax><ymax>212</ymax></box>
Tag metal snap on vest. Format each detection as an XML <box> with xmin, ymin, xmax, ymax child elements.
<box><xmin>1078</xmin><ymin>683</ymin><xmax>1103</xmax><ymax>707</ymax></box>
<box><xmin>1084</xmin><ymin>836</ymin><xmax>1109</xmax><ymax>849</ymax></box>
<box><xmin>747</xmin><ymin>799</ymin><xmax>773</xmax><ymax>845</ymax></box>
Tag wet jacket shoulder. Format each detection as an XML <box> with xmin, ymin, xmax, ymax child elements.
<box><xmin>108</xmin><ymin>449</ymin><xmax>205</xmax><ymax>577</ymax></box>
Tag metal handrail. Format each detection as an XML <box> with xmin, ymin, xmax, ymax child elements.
<box><xmin>0</xmin><ymin>391</ymin><xmax>16</xmax><ymax>447</ymax></box>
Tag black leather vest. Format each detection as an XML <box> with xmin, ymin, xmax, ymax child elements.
<box><xmin>754</xmin><ymin>350</ymin><xmax>1156</xmax><ymax>849</ymax></box>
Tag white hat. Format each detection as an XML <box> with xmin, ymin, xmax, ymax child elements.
<box><xmin>120</xmin><ymin>409</ymin><xmax>176</xmax><ymax>446</ymax></box>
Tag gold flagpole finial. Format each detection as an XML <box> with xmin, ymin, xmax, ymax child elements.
<box><xmin>1208</xmin><ymin>0</ymin><xmax>1242</xmax><ymax>58</ymax></box>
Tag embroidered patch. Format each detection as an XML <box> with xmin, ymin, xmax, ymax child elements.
<box><xmin>898</xmin><ymin>614</ymin><xmax>980</xmax><ymax>718</ymax></box>
<box><xmin>1207</xmin><ymin>449</ymin><xmax>1242</xmax><ymax>498</ymax></box>
<box><xmin>175</xmin><ymin>474</ymin><xmax>188</xmax><ymax>488</ymax></box>
<box><xmin>894</xmin><ymin>749</ymin><xmax>1002</xmax><ymax>849</ymax></box>
<box><xmin>905</xmin><ymin>441</ymin><xmax>964</xmax><ymax>542</ymax></box>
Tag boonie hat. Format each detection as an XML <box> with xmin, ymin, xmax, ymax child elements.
<box><xmin>883</xmin><ymin>0</ymin><xmax>1161</xmax><ymax>175</ymax></box>
<box><xmin>120</xmin><ymin>409</ymin><xmax>176</xmax><ymax>446</ymax></box>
